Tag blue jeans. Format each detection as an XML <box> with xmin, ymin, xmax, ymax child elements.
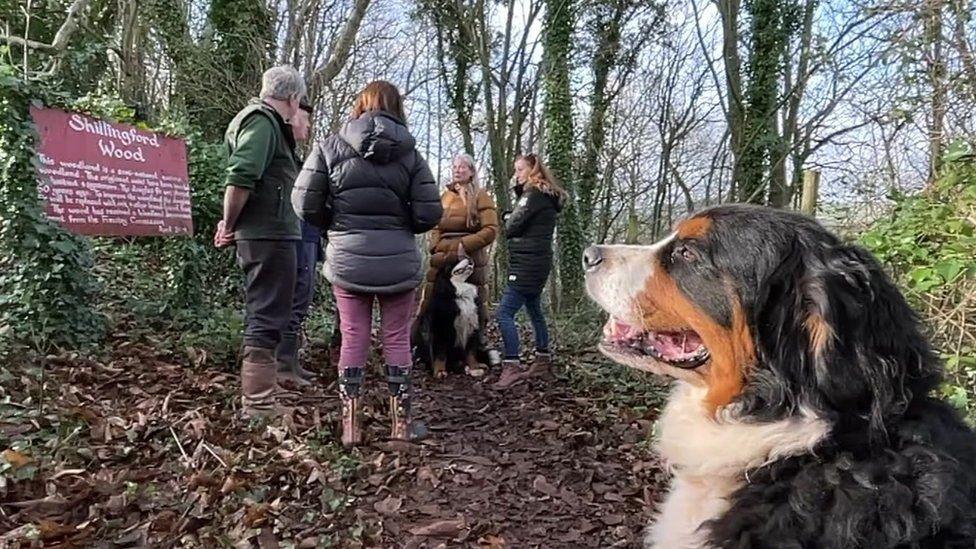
<box><xmin>496</xmin><ymin>286</ymin><xmax>550</xmax><ymax>360</ymax></box>
<box><xmin>288</xmin><ymin>240</ymin><xmax>320</xmax><ymax>333</ymax></box>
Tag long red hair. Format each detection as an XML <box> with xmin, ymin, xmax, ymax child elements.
<box><xmin>350</xmin><ymin>80</ymin><xmax>406</xmax><ymax>122</ymax></box>
<box><xmin>516</xmin><ymin>153</ymin><xmax>568</xmax><ymax>201</ymax></box>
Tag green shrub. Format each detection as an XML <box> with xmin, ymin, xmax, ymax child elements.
<box><xmin>861</xmin><ymin>147</ymin><xmax>976</xmax><ymax>422</ymax></box>
<box><xmin>70</xmin><ymin>91</ymin><xmax>240</xmax><ymax>319</ymax></box>
<box><xmin>0</xmin><ymin>66</ymin><xmax>105</xmax><ymax>354</ymax></box>
<box><xmin>75</xmin><ymin>97</ymin><xmax>242</xmax><ymax>365</ymax></box>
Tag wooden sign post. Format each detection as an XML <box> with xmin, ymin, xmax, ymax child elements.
<box><xmin>800</xmin><ymin>169</ymin><xmax>821</xmax><ymax>217</ymax></box>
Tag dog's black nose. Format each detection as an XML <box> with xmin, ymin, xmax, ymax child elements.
<box><xmin>583</xmin><ymin>246</ymin><xmax>604</xmax><ymax>272</ymax></box>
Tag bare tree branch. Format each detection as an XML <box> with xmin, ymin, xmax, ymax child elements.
<box><xmin>1</xmin><ymin>0</ymin><xmax>91</xmax><ymax>53</ymax></box>
<box><xmin>310</xmin><ymin>0</ymin><xmax>371</xmax><ymax>94</ymax></box>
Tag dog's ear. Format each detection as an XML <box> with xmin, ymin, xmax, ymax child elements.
<box><xmin>751</xmin><ymin>235</ymin><xmax>939</xmax><ymax>441</ymax></box>
<box><xmin>457</xmin><ymin>242</ymin><xmax>468</xmax><ymax>259</ymax></box>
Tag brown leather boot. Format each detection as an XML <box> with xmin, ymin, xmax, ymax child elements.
<box><xmin>241</xmin><ymin>346</ymin><xmax>278</xmax><ymax>417</ymax></box>
<box><xmin>386</xmin><ymin>365</ymin><xmax>428</xmax><ymax>441</ymax></box>
<box><xmin>338</xmin><ymin>367</ymin><xmax>364</xmax><ymax>448</ymax></box>
<box><xmin>524</xmin><ymin>351</ymin><xmax>553</xmax><ymax>379</ymax></box>
<box><xmin>432</xmin><ymin>358</ymin><xmax>447</xmax><ymax>379</ymax></box>
<box><xmin>492</xmin><ymin>359</ymin><xmax>527</xmax><ymax>389</ymax></box>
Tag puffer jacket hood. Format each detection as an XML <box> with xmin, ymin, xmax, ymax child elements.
<box><xmin>339</xmin><ymin>112</ymin><xmax>416</xmax><ymax>164</ymax></box>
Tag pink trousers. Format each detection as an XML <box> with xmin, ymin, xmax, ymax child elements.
<box><xmin>333</xmin><ymin>286</ymin><xmax>416</xmax><ymax>370</ymax></box>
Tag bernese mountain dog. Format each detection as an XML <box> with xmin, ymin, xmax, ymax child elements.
<box><xmin>412</xmin><ymin>256</ymin><xmax>487</xmax><ymax>378</ymax></box>
<box><xmin>583</xmin><ymin>204</ymin><xmax>976</xmax><ymax>548</ymax></box>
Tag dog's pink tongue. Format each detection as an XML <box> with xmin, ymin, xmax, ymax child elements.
<box><xmin>654</xmin><ymin>331</ymin><xmax>705</xmax><ymax>358</ymax></box>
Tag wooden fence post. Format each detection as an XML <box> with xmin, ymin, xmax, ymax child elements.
<box><xmin>800</xmin><ymin>169</ymin><xmax>821</xmax><ymax>217</ymax></box>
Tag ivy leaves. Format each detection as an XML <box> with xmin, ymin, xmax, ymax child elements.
<box><xmin>861</xmin><ymin>155</ymin><xmax>976</xmax><ymax>423</ymax></box>
<box><xmin>861</xmin><ymin>158</ymin><xmax>976</xmax><ymax>294</ymax></box>
<box><xmin>0</xmin><ymin>73</ymin><xmax>105</xmax><ymax>354</ymax></box>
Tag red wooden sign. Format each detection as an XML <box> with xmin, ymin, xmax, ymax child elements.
<box><xmin>30</xmin><ymin>106</ymin><xmax>193</xmax><ymax>236</ymax></box>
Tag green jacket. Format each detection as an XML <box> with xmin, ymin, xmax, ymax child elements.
<box><xmin>223</xmin><ymin>100</ymin><xmax>301</xmax><ymax>240</ymax></box>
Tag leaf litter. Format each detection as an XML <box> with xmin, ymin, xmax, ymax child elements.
<box><xmin>0</xmin><ymin>329</ymin><xmax>668</xmax><ymax>547</ymax></box>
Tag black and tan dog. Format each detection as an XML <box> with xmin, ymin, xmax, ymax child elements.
<box><xmin>412</xmin><ymin>254</ymin><xmax>487</xmax><ymax>378</ymax></box>
<box><xmin>584</xmin><ymin>204</ymin><xmax>976</xmax><ymax>548</ymax></box>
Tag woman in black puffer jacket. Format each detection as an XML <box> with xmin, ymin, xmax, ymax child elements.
<box><xmin>493</xmin><ymin>153</ymin><xmax>566</xmax><ymax>389</ymax></box>
<box><xmin>291</xmin><ymin>80</ymin><xmax>442</xmax><ymax>446</ymax></box>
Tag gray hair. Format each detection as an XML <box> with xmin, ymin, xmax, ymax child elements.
<box><xmin>259</xmin><ymin>65</ymin><xmax>306</xmax><ymax>101</ymax></box>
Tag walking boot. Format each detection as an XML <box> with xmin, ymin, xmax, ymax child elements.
<box><xmin>276</xmin><ymin>331</ymin><xmax>313</xmax><ymax>388</ymax></box>
<box><xmin>386</xmin><ymin>365</ymin><xmax>428</xmax><ymax>441</ymax></box>
<box><xmin>338</xmin><ymin>367</ymin><xmax>364</xmax><ymax>448</ymax></box>
<box><xmin>491</xmin><ymin>359</ymin><xmax>528</xmax><ymax>389</ymax></box>
<box><xmin>524</xmin><ymin>351</ymin><xmax>554</xmax><ymax>380</ymax></box>
<box><xmin>241</xmin><ymin>346</ymin><xmax>278</xmax><ymax>418</ymax></box>
<box><xmin>486</xmin><ymin>349</ymin><xmax>502</xmax><ymax>368</ymax></box>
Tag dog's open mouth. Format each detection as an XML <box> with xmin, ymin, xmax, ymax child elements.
<box><xmin>601</xmin><ymin>318</ymin><xmax>709</xmax><ymax>369</ymax></box>
<box><xmin>451</xmin><ymin>258</ymin><xmax>474</xmax><ymax>279</ymax></box>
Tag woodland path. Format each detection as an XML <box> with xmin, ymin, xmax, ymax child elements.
<box><xmin>1</xmin><ymin>335</ymin><xmax>667</xmax><ymax>548</ymax></box>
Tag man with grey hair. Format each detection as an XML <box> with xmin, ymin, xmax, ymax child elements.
<box><xmin>213</xmin><ymin>65</ymin><xmax>307</xmax><ymax>417</ymax></box>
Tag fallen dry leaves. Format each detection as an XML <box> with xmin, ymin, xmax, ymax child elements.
<box><xmin>1</xmin><ymin>449</ymin><xmax>32</xmax><ymax>469</ymax></box>
<box><xmin>407</xmin><ymin>517</ymin><xmax>468</xmax><ymax>537</ymax></box>
<box><xmin>0</xmin><ymin>327</ymin><xmax>667</xmax><ymax>547</ymax></box>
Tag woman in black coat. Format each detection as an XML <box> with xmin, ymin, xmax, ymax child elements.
<box><xmin>493</xmin><ymin>153</ymin><xmax>566</xmax><ymax>389</ymax></box>
<box><xmin>291</xmin><ymin>80</ymin><xmax>442</xmax><ymax>446</ymax></box>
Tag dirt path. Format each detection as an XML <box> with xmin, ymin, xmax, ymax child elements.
<box><xmin>350</xmin><ymin>369</ymin><xmax>665</xmax><ymax>547</ymax></box>
<box><xmin>0</xmin><ymin>337</ymin><xmax>666</xmax><ymax>548</ymax></box>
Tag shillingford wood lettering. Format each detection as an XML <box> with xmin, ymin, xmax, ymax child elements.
<box><xmin>30</xmin><ymin>106</ymin><xmax>193</xmax><ymax>237</ymax></box>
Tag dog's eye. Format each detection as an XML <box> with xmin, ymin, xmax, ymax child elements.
<box><xmin>673</xmin><ymin>244</ymin><xmax>698</xmax><ymax>263</ymax></box>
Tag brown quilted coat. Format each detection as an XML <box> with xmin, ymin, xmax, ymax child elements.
<box><xmin>425</xmin><ymin>185</ymin><xmax>498</xmax><ymax>289</ymax></box>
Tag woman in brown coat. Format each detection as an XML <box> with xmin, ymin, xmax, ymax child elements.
<box><xmin>422</xmin><ymin>153</ymin><xmax>499</xmax><ymax>376</ymax></box>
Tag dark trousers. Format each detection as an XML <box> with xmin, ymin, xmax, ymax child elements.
<box><xmin>288</xmin><ymin>240</ymin><xmax>320</xmax><ymax>333</ymax></box>
<box><xmin>286</xmin><ymin>240</ymin><xmax>342</xmax><ymax>363</ymax></box>
<box><xmin>496</xmin><ymin>285</ymin><xmax>550</xmax><ymax>360</ymax></box>
<box><xmin>236</xmin><ymin>240</ymin><xmax>297</xmax><ymax>350</ymax></box>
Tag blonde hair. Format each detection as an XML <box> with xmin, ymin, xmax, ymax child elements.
<box><xmin>516</xmin><ymin>153</ymin><xmax>568</xmax><ymax>201</ymax></box>
<box><xmin>350</xmin><ymin>80</ymin><xmax>406</xmax><ymax>122</ymax></box>
<box><xmin>451</xmin><ymin>153</ymin><xmax>481</xmax><ymax>228</ymax></box>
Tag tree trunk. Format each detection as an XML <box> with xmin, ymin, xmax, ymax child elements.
<box><xmin>1</xmin><ymin>0</ymin><xmax>93</xmax><ymax>55</ymax></box>
<box><xmin>473</xmin><ymin>0</ymin><xmax>510</xmax><ymax>210</ymax></box>
<box><xmin>543</xmin><ymin>0</ymin><xmax>583</xmax><ymax>305</ymax></box>
<box><xmin>739</xmin><ymin>0</ymin><xmax>794</xmax><ymax>205</ymax></box>
<box><xmin>577</xmin><ymin>1</ymin><xmax>628</xmax><ymax>232</ymax></box>
<box><xmin>950</xmin><ymin>0</ymin><xmax>976</xmax><ymax>104</ymax></box>
<box><xmin>309</xmin><ymin>0</ymin><xmax>371</xmax><ymax>99</ymax></box>
<box><xmin>773</xmin><ymin>0</ymin><xmax>816</xmax><ymax>208</ymax></box>
<box><xmin>117</xmin><ymin>0</ymin><xmax>146</xmax><ymax>113</ymax></box>
<box><xmin>716</xmin><ymin>0</ymin><xmax>745</xmax><ymax>190</ymax></box>
<box><xmin>421</xmin><ymin>0</ymin><xmax>477</xmax><ymax>156</ymax></box>
<box><xmin>739</xmin><ymin>0</ymin><xmax>774</xmax><ymax>203</ymax></box>
<box><xmin>926</xmin><ymin>0</ymin><xmax>946</xmax><ymax>181</ymax></box>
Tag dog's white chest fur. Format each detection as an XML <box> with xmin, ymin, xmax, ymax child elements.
<box><xmin>649</xmin><ymin>473</ymin><xmax>741</xmax><ymax>549</ymax></box>
<box><xmin>451</xmin><ymin>279</ymin><xmax>478</xmax><ymax>347</ymax></box>
<box><xmin>645</xmin><ymin>384</ymin><xmax>829</xmax><ymax>549</ymax></box>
